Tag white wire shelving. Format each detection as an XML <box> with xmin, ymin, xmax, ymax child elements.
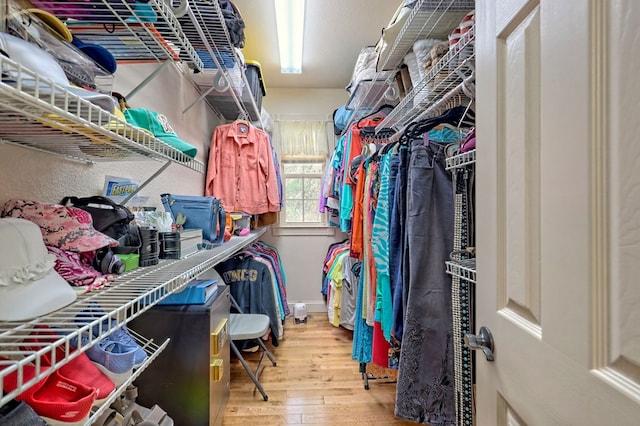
<box><xmin>0</xmin><ymin>0</ymin><xmax>271</xmax><ymax>417</ymax></box>
<box><xmin>0</xmin><ymin>228</ymin><xmax>266</xmax><ymax>409</ymax></box>
<box><xmin>84</xmin><ymin>330</ymin><xmax>168</xmax><ymax>426</ymax></box>
<box><xmin>179</xmin><ymin>0</ymin><xmax>264</xmax><ymax>125</ymax></box>
<box><xmin>446</xmin><ymin>148</ymin><xmax>476</xmax><ymax>170</ymax></box>
<box><xmin>59</xmin><ymin>0</ymin><xmax>202</xmax><ymax>68</ymax></box>
<box><xmin>0</xmin><ymin>53</ymin><xmax>204</xmax><ymax>171</ymax></box>
<box><xmin>376</xmin><ymin>25</ymin><xmax>476</xmax><ymax>132</ymax></box>
<box><xmin>345</xmin><ymin>0</ymin><xmax>475</xmax><ymax>129</ymax></box>
<box><xmin>446</xmin><ymin>259</ymin><xmax>477</xmax><ymax>283</ymax></box>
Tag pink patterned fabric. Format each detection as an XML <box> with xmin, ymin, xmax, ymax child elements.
<box><xmin>47</xmin><ymin>246</ymin><xmax>111</xmax><ymax>292</ymax></box>
<box><xmin>1</xmin><ymin>199</ymin><xmax>117</xmax><ymax>252</ymax></box>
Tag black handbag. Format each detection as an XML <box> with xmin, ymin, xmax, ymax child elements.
<box><xmin>60</xmin><ymin>196</ymin><xmax>136</xmax><ymax>251</ymax></box>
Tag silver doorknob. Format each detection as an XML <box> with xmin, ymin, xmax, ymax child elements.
<box><xmin>464</xmin><ymin>326</ymin><xmax>495</xmax><ymax>361</ymax></box>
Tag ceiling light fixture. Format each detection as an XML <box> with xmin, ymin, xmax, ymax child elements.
<box><xmin>274</xmin><ymin>0</ymin><xmax>305</xmax><ymax>74</ymax></box>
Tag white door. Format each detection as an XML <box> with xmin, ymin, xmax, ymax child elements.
<box><xmin>475</xmin><ymin>0</ymin><xmax>640</xmax><ymax>424</ymax></box>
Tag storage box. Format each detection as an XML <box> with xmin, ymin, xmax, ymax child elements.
<box><xmin>118</xmin><ymin>253</ymin><xmax>139</xmax><ymax>272</ymax></box>
<box><xmin>229</xmin><ymin>212</ymin><xmax>251</xmax><ymax>236</ymax></box>
<box><xmin>158</xmin><ymin>229</ymin><xmax>202</xmax><ymax>259</ymax></box>
<box><xmin>157</xmin><ymin>279</ymin><xmax>220</xmax><ymax>305</ymax></box>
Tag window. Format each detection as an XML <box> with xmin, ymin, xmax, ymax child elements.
<box><xmin>275</xmin><ymin>119</ymin><xmax>333</xmax><ymax>227</ymax></box>
<box><xmin>282</xmin><ymin>162</ymin><xmax>324</xmax><ymax>224</ymax></box>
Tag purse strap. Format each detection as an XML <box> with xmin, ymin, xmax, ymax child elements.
<box><xmin>212</xmin><ymin>205</ymin><xmax>226</xmax><ymax>245</ymax></box>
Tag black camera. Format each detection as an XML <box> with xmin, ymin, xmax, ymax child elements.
<box><xmin>94</xmin><ymin>247</ymin><xmax>126</xmax><ymax>275</ymax></box>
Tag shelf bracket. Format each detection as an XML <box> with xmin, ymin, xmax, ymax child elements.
<box><xmin>126</xmin><ymin>60</ymin><xmax>172</xmax><ymax>101</ymax></box>
<box><xmin>182</xmin><ymin>84</ymin><xmax>216</xmax><ymax>115</ymax></box>
<box><xmin>121</xmin><ymin>160</ymin><xmax>172</xmax><ymax>205</ymax></box>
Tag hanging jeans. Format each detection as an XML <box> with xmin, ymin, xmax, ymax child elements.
<box><xmin>395</xmin><ymin>140</ymin><xmax>455</xmax><ymax>425</ymax></box>
<box><xmin>389</xmin><ymin>145</ymin><xmax>408</xmax><ymax>341</ymax></box>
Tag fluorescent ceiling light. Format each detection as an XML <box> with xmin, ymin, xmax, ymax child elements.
<box><xmin>274</xmin><ymin>0</ymin><xmax>305</xmax><ymax>74</ymax></box>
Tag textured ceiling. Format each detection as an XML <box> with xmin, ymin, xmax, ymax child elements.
<box><xmin>232</xmin><ymin>0</ymin><xmax>401</xmax><ymax>90</ymax></box>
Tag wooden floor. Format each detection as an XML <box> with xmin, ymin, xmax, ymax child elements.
<box><xmin>223</xmin><ymin>314</ymin><xmax>417</xmax><ymax>426</ymax></box>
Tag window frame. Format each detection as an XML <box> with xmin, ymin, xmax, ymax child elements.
<box><xmin>273</xmin><ymin>117</ymin><xmax>336</xmax><ymax>229</ymax></box>
<box><xmin>279</xmin><ymin>161</ymin><xmax>328</xmax><ymax>228</ymax></box>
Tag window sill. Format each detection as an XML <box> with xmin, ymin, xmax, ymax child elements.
<box><xmin>270</xmin><ymin>226</ymin><xmax>337</xmax><ymax>237</ymax></box>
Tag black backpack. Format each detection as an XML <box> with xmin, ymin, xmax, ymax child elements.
<box><xmin>60</xmin><ymin>196</ymin><xmax>140</xmax><ymax>255</ymax></box>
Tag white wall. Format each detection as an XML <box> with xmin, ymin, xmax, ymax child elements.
<box><xmin>262</xmin><ymin>88</ymin><xmax>349</xmax><ymax>313</ymax></box>
<box><xmin>0</xmin><ymin>62</ymin><xmax>220</xmax><ymax>209</ymax></box>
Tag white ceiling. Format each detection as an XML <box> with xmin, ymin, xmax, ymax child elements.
<box><xmin>232</xmin><ymin>0</ymin><xmax>401</xmax><ymax>90</ymax></box>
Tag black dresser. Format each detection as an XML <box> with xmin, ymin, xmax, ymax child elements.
<box><xmin>130</xmin><ymin>284</ymin><xmax>230</xmax><ymax>426</ymax></box>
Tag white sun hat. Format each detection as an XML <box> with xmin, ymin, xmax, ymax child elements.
<box><xmin>0</xmin><ymin>218</ymin><xmax>77</xmax><ymax>322</ymax></box>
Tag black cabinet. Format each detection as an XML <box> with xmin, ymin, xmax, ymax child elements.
<box><xmin>130</xmin><ymin>285</ymin><xmax>231</xmax><ymax>426</ymax></box>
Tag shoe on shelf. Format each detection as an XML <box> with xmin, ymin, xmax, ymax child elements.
<box><xmin>19</xmin><ymin>325</ymin><xmax>116</xmax><ymax>406</ymax></box>
<box><xmin>75</xmin><ymin>303</ymin><xmax>148</xmax><ymax>368</ymax></box>
<box><xmin>0</xmin><ymin>399</ymin><xmax>47</xmax><ymax>425</ymax></box>
<box><xmin>71</xmin><ymin>334</ymin><xmax>137</xmax><ymax>387</ymax></box>
<box><xmin>0</xmin><ymin>359</ymin><xmax>96</xmax><ymax>426</ymax></box>
<box><xmin>109</xmin><ymin>385</ymin><xmax>175</xmax><ymax>426</ymax></box>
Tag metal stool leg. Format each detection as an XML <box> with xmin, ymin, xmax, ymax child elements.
<box><xmin>231</xmin><ymin>340</ymin><xmax>269</xmax><ymax>401</ymax></box>
<box><xmin>255</xmin><ymin>337</ymin><xmax>277</xmax><ymax>366</ymax></box>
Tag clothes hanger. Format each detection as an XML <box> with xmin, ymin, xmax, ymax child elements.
<box><xmin>355</xmin><ymin>103</ymin><xmax>395</xmax><ymax>128</ymax></box>
<box><xmin>359</xmin><ymin>125</ymin><xmax>376</xmax><ymax>139</ymax></box>
<box><xmin>406</xmin><ymin>105</ymin><xmax>474</xmax><ymax>140</ymax></box>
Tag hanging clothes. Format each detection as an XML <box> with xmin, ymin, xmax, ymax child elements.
<box><xmin>206</xmin><ymin>120</ymin><xmax>280</xmax><ymax>214</ymax></box>
<box><xmin>371</xmin><ymin>151</ymin><xmax>393</xmax><ymax>341</ymax></box>
<box><xmin>245</xmin><ymin>240</ymin><xmax>290</xmax><ymax>317</ymax></box>
<box><xmin>390</xmin><ymin>144</ymin><xmax>409</xmax><ymax>342</ymax></box>
<box><xmin>321</xmin><ymin>240</ymin><xmax>349</xmax><ymax>298</ymax></box>
<box><xmin>394</xmin><ymin>139</ymin><xmax>455</xmax><ymax>425</ymax></box>
<box><xmin>351</xmin><ymin>260</ymin><xmax>373</xmax><ymax>364</ymax></box>
<box><xmin>338</xmin><ymin>255</ymin><xmax>359</xmax><ymax>330</ymax></box>
<box><xmin>215</xmin><ymin>250</ymin><xmax>282</xmax><ymax>347</ymax></box>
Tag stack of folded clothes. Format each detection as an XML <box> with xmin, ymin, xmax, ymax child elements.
<box><xmin>423</xmin><ymin>40</ymin><xmax>451</xmax><ymax>96</ymax></box>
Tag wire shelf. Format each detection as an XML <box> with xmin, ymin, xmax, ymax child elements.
<box><xmin>0</xmin><ymin>228</ymin><xmax>266</xmax><ymax>407</ymax></box>
<box><xmin>378</xmin><ymin>0</ymin><xmax>475</xmax><ymax>72</ymax></box>
<box><xmin>0</xmin><ymin>54</ymin><xmax>204</xmax><ymax>172</ymax></box>
<box><xmin>446</xmin><ymin>149</ymin><xmax>476</xmax><ymax>170</ymax></box>
<box><xmin>83</xmin><ymin>330</ymin><xmax>168</xmax><ymax>426</ymax></box>
<box><xmin>376</xmin><ymin>25</ymin><xmax>475</xmax><ymax>131</ymax></box>
<box><xmin>56</xmin><ymin>0</ymin><xmax>201</xmax><ymax>66</ymax></box>
<box><xmin>446</xmin><ymin>260</ymin><xmax>477</xmax><ymax>283</ymax></box>
<box><xmin>345</xmin><ymin>0</ymin><xmax>474</xmax><ymax>129</ymax></box>
<box><xmin>179</xmin><ymin>0</ymin><xmax>263</xmax><ymax>123</ymax></box>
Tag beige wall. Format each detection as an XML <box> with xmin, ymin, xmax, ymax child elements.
<box><xmin>262</xmin><ymin>88</ymin><xmax>349</xmax><ymax>312</ymax></box>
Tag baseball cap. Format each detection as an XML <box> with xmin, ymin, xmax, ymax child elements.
<box><xmin>124</xmin><ymin>108</ymin><xmax>198</xmax><ymax>158</ymax></box>
<box><xmin>0</xmin><ymin>218</ymin><xmax>77</xmax><ymax>322</ymax></box>
<box><xmin>0</xmin><ymin>32</ymin><xmax>116</xmax><ymax>114</ymax></box>
<box><xmin>1</xmin><ymin>199</ymin><xmax>118</xmax><ymax>253</ymax></box>
<box><xmin>72</xmin><ymin>37</ymin><xmax>117</xmax><ymax>75</ymax></box>
<box><xmin>24</xmin><ymin>8</ymin><xmax>73</xmax><ymax>42</ymax></box>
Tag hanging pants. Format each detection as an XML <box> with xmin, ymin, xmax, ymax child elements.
<box><xmin>394</xmin><ymin>140</ymin><xmax>455</xmax><ymax>425</ymax></box>
<box><xmin>389</xmin><ymin>146</ymin><xmax>408</xmax><ymax>341</ymax></box>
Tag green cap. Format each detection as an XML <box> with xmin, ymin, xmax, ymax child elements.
<box><xmin>124</xmin><ymin>108</ymin><xmax>197</xmax><ymax>158</ymax></box>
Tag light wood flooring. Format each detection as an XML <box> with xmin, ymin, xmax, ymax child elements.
<box><xmin>223</xmin><ymin>314</ymin><xmax>417</xmax><ymax>426</ymax></box>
